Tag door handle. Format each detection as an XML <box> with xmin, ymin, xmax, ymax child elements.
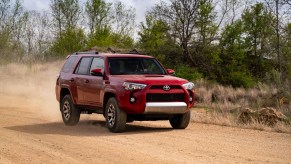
<box><xmin>85</xmin><ymin>79</ymin><xmax>89</xmax><ymax>83</ymax></box>
<box><xmin>69</xmin><ymin>78</ymin><xmax>75</xmax><ymax>82</ymax></box>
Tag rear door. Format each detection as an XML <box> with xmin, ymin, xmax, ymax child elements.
<box><xmin>58</xmin><ymin>56</ymin><xmax>78</xmax><ymax>102</ymax></box>
<box><xmin>74</xmin><ymin>57</ymin><xmax>93</xmax><ymax>105</ymax></box>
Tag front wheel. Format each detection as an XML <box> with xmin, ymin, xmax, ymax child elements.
<box><xmin>105</xmin><ymin>97</ymin><xmax>127</xmax><ymax>133</ymax></box>
<box><xmin>60</xmin><ymin>95</ymin><xmax>80</xmax><ymax>126</ymax></box>
<box><xmin>169</xmin><ymin>111</ymin><xmax>190</xmax><ymax>129</ymax></box>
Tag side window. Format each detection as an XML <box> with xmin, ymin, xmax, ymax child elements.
<box><xmin>61</xmin><ymin>56</ymin><xmax>78</xmax><ymax>73</ymax></box>
<box><xmin>76</xmin><ymin>57</ymin><xmax>92</xmax><ymax>75</ymax></box>
<box><xmin>90</xmin><ymin>57</ymin><xmax>104</xmax><ymax>73</ymax></box>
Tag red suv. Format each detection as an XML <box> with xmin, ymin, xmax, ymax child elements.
<box><xmin>56</xmin><ymin>51</ymin><xmax>195</xmax><ymax>132</ymax></box>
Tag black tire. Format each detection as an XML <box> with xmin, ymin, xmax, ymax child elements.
<box><xmin>169</xmin><ymin>111</ymin><xmax>191</xmax><ymax>129</ymax></box>
<box><xmin>60</xmin><ymin>94</ymin><xmax>80</xmax><ymax>126</ymax></box>
<box><xmin>105</xmin><ymin>97</ymin><xmax>127</xmax><ymax>133</ymax></box>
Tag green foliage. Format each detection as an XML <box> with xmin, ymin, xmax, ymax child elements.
<box><xmin>138</xmin><ymin>15</ymin><xmax>170</xmax><ymax>51</ymax></box>
<box><xmin>50</xmin><ymin>0</ymin><xmax>81</xmax><ymax>36</ymax></box>
<box><xmin>196</xmin><ymin>0</ymin><xmax>217</xmax><ymax>44</ymax></box>
<box><xmin>87</xmin><ymin>27</ymin><xmax>112</xmax><ymax>48</ymax></box>
<box><xmin>138</xmin><ymin>15</ymin><xmax>181</xmax><ymax>68</ymax></box>
<box><xmin>0</xmin><ymin>29</ymin><xmax>10</xmax><ymax>51</ymax></box>
<box><xmin>0</xmin><ymin>29</ymin><xmax>13</xmax><ymax>63</ymax></box>
<box><xmin>110</xmin><ymin>33</ymin><xmax>134</xmax><ymax>48</ymax></box>
<box><xmin>85</xmin><ymin>0</ymin><xmax>112</xmax><ymax>34</ymax></box>
<box><xmin>50</xmin><ymin>28</ymin><xmax>86</xmax><ymax>56</ymax></box>
<box><xmin>264</xmin><ymin>69</ymin><xmax>281</xmax><ymax>87</ymax></box>
<box><xmin>87</xmin><ymin>27</ymin><xmax>134</xmax><ymax>49</ymax></box>
<box><xmin>215</xmin><ymin>20</ymin><xmax>250</xmax><ymax>87</ymax></box>
<box><xmin>0</xmin><ymin>0</ymin><xmax>27</xmax><ymax>63</ymax></box>
<box><xmin>282</xmin><ymin>23</ymin><xmax>291</xmax><ymax>87</ymax></box>
<box><xmin>175</xmin><ymin>65</ymin><xmax>203</xmax><ymax>81</ymax></box>
<box><xmin>215</xmin><ymin>3</ymin><xmax>277</xmax><ymax>87</ymax></box>
<box><xmin>225</xmin><ymin>71</ymin><xmax>255</xmax><ymax>88</ymax></box>
<box><xmin>241</xmin><ymin>3</ymin><xmax>275</xmax><ymax>78</ymax></box>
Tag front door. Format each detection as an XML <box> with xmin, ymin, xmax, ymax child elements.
<box><xmin>83</xmin><ymin>57</ymin><xmax>105</xmax><ymax>107</ymax></box>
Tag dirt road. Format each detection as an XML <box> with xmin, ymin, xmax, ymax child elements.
<box><xmin>0</xmin><ymin>63</ymin><xmax>291</xmax><ymax>163</ymax></box>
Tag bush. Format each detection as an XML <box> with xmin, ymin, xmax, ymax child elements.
<box><xmin>227</xmin><ymin>71</ymin><xmax>255</xmax><ymax>88</ymax></box>
<box><xmin>49</xmin><ymin>28</ymin><xmax>86</xmax><ymax>57</ymax></box>
<box><xmin>264</xmin><ymin>69</ymin><xmax>281</xmax><ymax>87</ymax></box>
<box><xmin>175</xmin><ymin>65</ymin><xmax>203</xmax><ymax>81</ymax></box>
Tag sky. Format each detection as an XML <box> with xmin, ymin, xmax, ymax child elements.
<box><xmin>22</xmin><ymin>0</ymin><xmax>159</xmax><ymax>25</ymax></box>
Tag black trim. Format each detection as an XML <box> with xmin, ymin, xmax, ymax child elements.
<box><xmin>75</xmin><ymin>51</ymin><xmax>98</xmax><ymax>55</ymax></box>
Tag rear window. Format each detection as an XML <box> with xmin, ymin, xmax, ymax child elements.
<box><xmin>76</xmin><ymin>57</ymin><xmax>93</xmax><ymax>75</ymax></box>
<box><xmin>61</xmin><ymin>56</ymin><xmax>78</xmax><ymax>73</ymax></box>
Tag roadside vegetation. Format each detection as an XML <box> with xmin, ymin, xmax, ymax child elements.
<box><xmin>193</xmin><ymin>79</ymin><xmax>291</xmax><ymax>133</ymax></box>
<box><xmin>0</xmin><ymin>0</ymin><xmax>290</xmax><ymax>132</ymax></box>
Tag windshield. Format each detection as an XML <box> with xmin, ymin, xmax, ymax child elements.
<box><xmin>108</xmin><ymin>57</ymin><xmax>166</xmax><ymax>75</ymax></box>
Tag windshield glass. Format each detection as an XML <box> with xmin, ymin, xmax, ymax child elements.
<box><xmin>108</xmin><ymin>57</ymin><xmax>166</xmax><ymax>75</ymax></box>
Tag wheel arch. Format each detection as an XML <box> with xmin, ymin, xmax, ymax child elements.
<box><xmin>103</xmin><ymin>92</ymin><xmax>116</xmax><ymax>114</ymax></box>
<box><xmin>60</xmin><ymin>88</ymin><xmax>75</xmax><ymax>105</ymax></box>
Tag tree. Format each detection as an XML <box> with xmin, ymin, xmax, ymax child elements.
<box><xmin>50</xmin><ymin>0</ymin><xmax>63</xmax><ymax>37</ymax></box>
<box><xmin>149</xmin><ymin>0</ymin><xmax>230</xmax><ymax>66</ymax></box>
<box><xmin>150</xmin><ymin>0</ymin><xmax>200</xmax><ymax>64</ymax></box>
<box><xmin>85</xmin><ymin>0</ymin><xmax>112</xmax><ymax>35</ymax></box>
<box><xmin>242</xmin><ymin>3</ymin><xmax>275</xmax><ymax>78</ymax></box>
<box><xmin>113</xmin><ymin>1</ymin><xmax>135</xmax><ymax>36</ymax></box>
<box><xmin>0</xmin><ymin>0</ymin><xmax>27</xmax><ymax>62</ymax></box>
<box><xmin>264</xmin><ymin>0</ymin><xmax>291</xmax><ymax>81</ymax></box>
<box><xmin>139</xmin><ymin>15</ymin><xmax>169</xmax><ymax>52</ymax></box>
<box><xmin>138</xmin><ymin>15</ymin><xmax>181</xmax><ymax>67</ymax></box>
<box><xmin>50</xmin><ymin>28</ymin><xmax>86</xmax><ymax>56</ymax></box>
<box><xmin>189</xmin><ymin>0</ymin><xmax>220</xmax><ymax>76</ymax></box>
<box><xmin>22</xmin><ymin>11</ymin><xmax>51</xmax><ymax>60</ymax></box>
<box><xmin>50</xmin><ymin>0</ymin><xmax>81</xmax><ymax>37</ymax></box>
<box><xmin>85</xmin><ymin>0</ymin><xmax>135</xmax><ymax>50</ymax></box>
<box><xmin>60</xmin><ymin>0</ymin><xmax>80</xmax><ymax>29</ymax></box>
<box><xmin>281</xmin><ymin>23</ymin><xmax>291</xmax><ymax>84</ymax></box>
<box><xmin>50</xmin><ymin>0</ymin><xmax>81</xmax><ymax>56</ymax></box>
<box><xmin>218</xmin><ymin>20</ymin><xmax>255</xmax><ymax>87</ymax></box>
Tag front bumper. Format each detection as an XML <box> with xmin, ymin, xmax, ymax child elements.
<box><xmin>144</xmin><ymin>102</ymin><xmax>188</xmax><ymax>114</ymax></box>
<box><xmin>118</xmin><ymin>85</ymin><xmax>194</xmax><ymax>114</ymax></box>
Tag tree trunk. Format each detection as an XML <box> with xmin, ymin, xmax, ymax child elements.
<box><xmin>275</xmin><ymin>0</ymin><xmax>282</xmax><ymax>81</ymax></box>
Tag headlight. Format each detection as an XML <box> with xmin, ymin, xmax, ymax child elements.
<box><xmin>123</xmin><ymin>82</ymin><xmax>147</xmax><ymax>90</ymax></box>
<box><xmin>182</xmin><ymin>82</ymin><xmax>195</xmax><ymax>90</ymax></box>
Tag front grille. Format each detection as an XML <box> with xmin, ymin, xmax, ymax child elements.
<box><xmin>146</xmin><ymin>93</ymin><xmax>185</xmax><ymax>102</ymax></box>
<box><xmin>150</xmin><ymin>85</ymin><xmax>182</xmax><ymax>90</ymax></box>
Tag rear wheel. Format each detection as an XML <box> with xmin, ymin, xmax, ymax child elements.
<box><xmin>60</xmin><ymin>95</ymin><xmax>80</xmax><ymax>126</ymax></box>
<box><xmin>105</xmin><ymin>97</ymin><xmax>127</xmax><ymax>133</ymax></box>
<box><xmin>169</xmin><ymin>111</ymin><xmax>190</xmax><ymax>129</ymax></box>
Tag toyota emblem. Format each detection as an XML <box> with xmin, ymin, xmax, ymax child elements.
<box><xmin>163</xmin><ymin>85</ymin><xmax>170</xmax><ymax>91</ymax></box>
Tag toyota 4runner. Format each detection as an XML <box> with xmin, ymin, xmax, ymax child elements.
<box><xmin>55</xmin><ymin>51</ymin><xmax>195</xmax><ymax>132</ymax></box>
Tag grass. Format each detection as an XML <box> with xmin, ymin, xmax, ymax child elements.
<box><xmin>192</xmin><ymin>79</ymin><xmax>291</xmax><ymax>133</ymax></box>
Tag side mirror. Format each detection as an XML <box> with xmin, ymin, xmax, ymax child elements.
<box><xmin>91</xmin><ymin>68</ymin><xmax>103</xmax><ymax>76</ymax></box>
<box><xmin>167</xmin><ymin>69</ymin><xmax>175</xmax><ymax>75</ymax></box>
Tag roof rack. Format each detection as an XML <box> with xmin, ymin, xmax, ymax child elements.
<box><xmin>75</xmin><ymin>51</ymin><xmax>99</xmax><ymax>55</ymax></box>
<box><xmin>106</xmin><ymin>47</ymin><xmax>143</xmax><ymax>55</ymax></box>
<box><xmin>128</xmin><ymin>48</ymin><xmax>140</xmax><ymax>54</ymax></box>
<box><xmin>107</xmin><ymin>48</ymin><xmax>116</xmax><ymax>53</ymax></box>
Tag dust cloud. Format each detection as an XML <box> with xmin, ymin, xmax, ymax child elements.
<box><xmin>0</xmin><ymin>61</ymin><xmax>64</xmax><ymax>122</ymax></box>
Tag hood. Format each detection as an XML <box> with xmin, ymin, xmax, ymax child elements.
<box><xmin>111</xmin><ymin>75</ymin><xmax>188</xmax><ymax>85</ymax></box>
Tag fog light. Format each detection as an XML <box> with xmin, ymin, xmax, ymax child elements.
<box><xmin>189</xmin><ymin>97</ymin><xmax>193</xmax><ymax>102</ymax></box>
<box><xmin>130</xmin><ymin>97</ymin><xmax>136</xmax><ymax>103</ymax></box>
